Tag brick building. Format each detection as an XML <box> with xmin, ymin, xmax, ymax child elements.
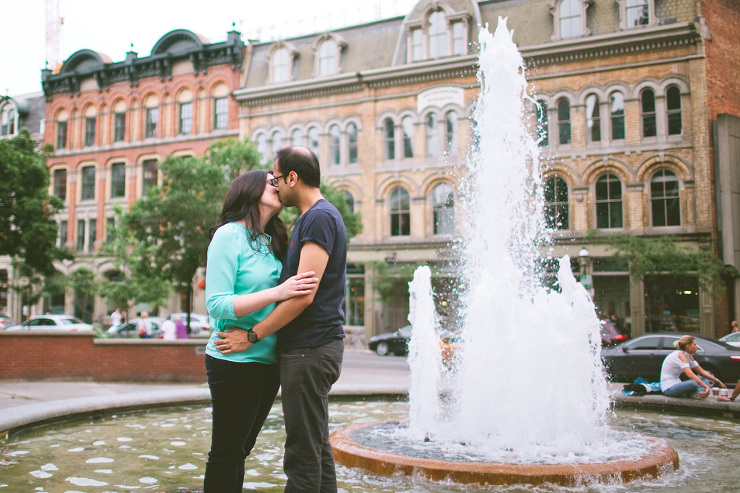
<box><xmin>235</xmin><ymin>0</ymin><xmax>739</xmax><ymax>340</ymax></box>
<box><xmin>36</xmin><ymin>28</ymin><xmax>245</xmax><ymax>323</ymax></box>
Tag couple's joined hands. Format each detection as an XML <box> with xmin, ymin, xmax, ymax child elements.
<box><xmin>215</xmin><ymin>271</ymin><xmax>317</xmax><ymax>355</ymax></box>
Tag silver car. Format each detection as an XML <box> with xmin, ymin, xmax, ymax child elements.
<box><xmin>5</xmin><ymin>315</ymin><xmax>93</xmax><ymax>332</ymax></box>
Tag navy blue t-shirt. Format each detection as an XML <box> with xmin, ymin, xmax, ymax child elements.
<box><xmin>278</xmin><ymin>199</ymin><xmax>347</xmax><ymax>349</ymax></box>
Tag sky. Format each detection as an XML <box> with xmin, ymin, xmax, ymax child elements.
<box><xmin>1</xmin><ymin>0</ymin><xmax>419</xmax><ymax>97</ymax></box>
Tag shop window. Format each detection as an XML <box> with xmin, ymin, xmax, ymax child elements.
<box><xmin>544</xmin><ymin>176</ymin><xmax>569</xmax><ymax>230</ymax></box>
<box><xmin>651</xmin><ymin>169</ymin><xmax>680</xmax><ymax>227</ymax></box>
<box><xmin>390</xmin><ymin>187</ymin><xmax>410</xmax><ymax>237</ymax></box>
<box><xmin>595</xmin><ymin>173</ymin><xmax>623</xmax><ymax>229</ymax></box>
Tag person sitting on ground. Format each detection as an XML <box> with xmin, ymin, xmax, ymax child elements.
<box><xmin>660</xmin><ymin>335</ymin><xmax>726</xmax><ymax>398</ymax></box>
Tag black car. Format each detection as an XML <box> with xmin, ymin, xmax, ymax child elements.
<box><xmin>601</xmin><ymin>333</ymin><xmax>740</xmax><ymax>383</ymax></box>
<box><xmin>369</xmin><ymin>325</ymin><xmax>413</xmax><ymax>356</ymax></box>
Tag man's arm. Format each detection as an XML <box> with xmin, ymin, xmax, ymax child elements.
<box><xmin>214</xmin><ymin>242</ymin><xmax>329</xmax><ymax>355</ymax></box>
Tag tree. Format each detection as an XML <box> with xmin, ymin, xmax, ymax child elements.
<box><xmin>68</xmin><ymin>268</ymin><xmax>99</xmax><ymax>322</ymax></box>
<box><xmin>0</xmin><ymin>130</ymin><xmax>71</xmax><ymax>274</ymax></box>
<box><xmin>587</xmin><ymin>232</ymin><xmax>739</xmax><ymax>291</ymax></box>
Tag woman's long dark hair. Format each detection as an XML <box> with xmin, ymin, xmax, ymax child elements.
<box><xmin>210</xmin><ymin>169</ymin><xmax>288</xmax><ymax>261</ymax></box>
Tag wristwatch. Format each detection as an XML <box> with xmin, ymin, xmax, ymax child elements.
<box><xmin>247</xmin><ymin>329</ymin><xmax>260</xmax><ymax>343</ymax></box>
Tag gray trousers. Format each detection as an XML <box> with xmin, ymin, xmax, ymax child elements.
<box><xmin>279</xmin><ymin>338</ymin><xmax>344</xmax><ymax>493</ymax></box>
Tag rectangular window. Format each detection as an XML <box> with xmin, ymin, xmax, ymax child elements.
<box><xmin>57</xmin><ymin>121</ymin><xmax>67</xmax><ymax>149</ymax></box>
<box><xmin>53</xmin><ymin>169</ymin><xmax>67</xmax><ymax>200</ymax></box>
<box><xmin>214</xmin><ymin>97</ymin><xmax>228</xmax><ymax>130</ymax></box>
<box><xmin>77</xmin><ymin>220</ymin><xmax>85</xmax><ymax>251</ymax></box>
<box><xmin>412</xmin><ymin>29</ymin><xmax>423</xmax><ymax>61</ymax></box>
<box><xmin>81</xmin><ymin>166</ymin><xmax>96</xmax><ymax>201</ymax></box>
<box><xmin>84</xmin><ymin>117</ymin><xmax>96</xmax><ymax>147</ymax></box>
<box><xmin>114</xmin><ymin>112</ymin><xmax>126</xmax><ymax>142</ymax></box>
<box><xmin>88</xmin><ymin>219</ymin><xmax>96</xmax><ymax>253</ymax></box>
<box><xmin>59</xmin><ymin>220</ymin><xmax>67</xmax><ymax>249</ymax></box>
<box><xmin>145</xmin><ymin>107</ymin><xmax>158</xmax><ymax>138</ymax></box>
<box><xmin>452</xmin><ymin>23</ymin><xmax>465</xmax><ymax>55</ymax></box>
<box><xmin>179</xmin><ymin>102</ymin><xmax>192</xmax><ymax>135</ymax></box>
<box><xmin>143</xmin><ymin>159</ymin><xmax>158</xmax><ymax>192</ymax></box>
<box><xmin>111</xmin><ymin>162</ymin><xmax>126</xmax><ymax>198</ymax></box>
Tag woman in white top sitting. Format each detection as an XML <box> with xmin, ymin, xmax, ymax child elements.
<box><xmin>660</xmin><ymin>335</ymin><xmax>727</xmax><ymax>398</ymax></box>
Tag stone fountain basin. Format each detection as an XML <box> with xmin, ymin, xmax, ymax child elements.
<box><xmin>330</xmin><ymin>420</ymin><xmax>679</xmax><ymax>487</ymax></box>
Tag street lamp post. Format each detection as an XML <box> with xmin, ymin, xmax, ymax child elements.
<box><xmin>578</xmin><ymin>248</ymin><xmax>594</xmax><ymax>298</ymax></box>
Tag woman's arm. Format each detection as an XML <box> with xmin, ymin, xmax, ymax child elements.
<box><xmin>232</xmin><ymin>271</ymin><xmax>317</xmax><ymax>318</ymax></box>
<box><xmin>693</xmin><ymin>365</ymin><xmax>726</xmax><ymax>388</ymax></box>
<box><xmin>678</xmin><ymin>352</ymin><xmax>712</xmax><ymax>394</ymax></box>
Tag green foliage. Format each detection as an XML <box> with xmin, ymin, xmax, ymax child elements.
<box><xmin>277</xmin><ymin>182</ymin><xmax>363</xmax><ymax>240</ymax></box>
<box><xmin>587</xmin><ymin>231</ymin><xmax>738</xmax><ymax>291</ymax></box>
<box><xmin>0</xmin><ymin>130</ymin><xmax>72</xmax><ymax>275</ymax></box>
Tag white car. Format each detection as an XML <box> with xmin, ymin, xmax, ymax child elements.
<box><xmin>169</xmin><ymin>312</ymin><xmax>211</xmax><ymax>337</ymax></box>
<box><xmin>5</xmin><ymin>315</ymin><xmax>93</xmax><ymax>332</ymax></box>
<box><xmin>719</xmin><ymin>332</ymin><xmax>740</xmax><ymax>348</ymax></box>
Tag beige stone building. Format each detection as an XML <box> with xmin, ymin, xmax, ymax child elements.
<box><xmin>234</xmin><ymin>0</ymin><xmax>740</xmax><ymax>340</ymax></box>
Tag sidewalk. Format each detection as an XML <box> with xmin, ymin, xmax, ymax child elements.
<box><xmin>1</xmin><ymin>358</ymin><xmax>738</xmax><ymax>437</ymax></box>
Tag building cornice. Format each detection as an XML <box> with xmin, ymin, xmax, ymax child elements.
<box><xmin>235</xmin><ymin>22</ymin><xmax>701</xmax><ymax>107</ymax></box>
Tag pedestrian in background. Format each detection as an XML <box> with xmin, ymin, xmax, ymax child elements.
<box><xmin>174</xmin><ymin>316</ymin><xmax>188</xmax><ymax>339</ymax></box>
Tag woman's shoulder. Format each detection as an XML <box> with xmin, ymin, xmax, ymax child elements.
<box><xmin>213</xmin><ymin>222</ymin><xmax>246</xmax><ymax>239</ymax></box>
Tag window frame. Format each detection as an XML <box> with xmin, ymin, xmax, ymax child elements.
<box><xmin>595</xmin><ymin>172</ymin><xmax>623</xmax><ymax>229</ymax></box>
<box><xmin>347</xmin><ymin>122</ymin><xmax>358</xmax><ymax>164</ymax></box>
<box><xmin>110</xmin><ymin>162</ymin><xmax>126</xmax><ymax>199</ymax></box>
<box><xmin>145</xmin><ymin>107</ymin><xmax>158</xmax><ymax>139</ymax></box>
<box><xmin>550</xmin><ymin>0</ymin><xmax>592</xmax><ymax>41</ymax></box>
<box><xmin>650</xmin><ymin>169</ymin><xmax>681</xmax><ymax>227</ymax></box>
<box><xmin>56</xmin><ymin>120</ymin><xmax>68</xmax><ymax>149</ymax></box>
<box><xmin>432</xmin><ymin>183</ymin><xmax>455</xmax><ymax>236</ymax></box>
<box><xmin>113</xmin><ymin>112</ymin><xmax>126</xmax><ymax>142</ymax></box>
<box><xmin>84</xmin><ymin>116</ymin><xmax>96</xmax><ymax>147</ymax></box>
<box><xmin>425</xmin><ymin>113</ymin><xmax>439</xmax><ymax>158</ymax></box>
<box><xmin>80</xmin><ymin>165</ymin><xmax>96</xmax><ymax>202</ymax></box>
<box><xmin>179</xmin><ymin>101</ymin><xmax>193</xmax><ymax>135</ymax></box>
<box><xmin>617</xmin><ymin>0</ymin><xmax>656</xmax><ymax>30</ymax></box>
<box><xmin>213</xmin><ymin>97</ymin><xmax>228</xmax><ymax>130</ymax></box>
<box><xmin>640</xmin><ymin>88</ymin><xmax>657</xmax><ymax>139</ymax></box>
<box><xmin>557</xmin><ymin>97</ymin><xmax>571</xmax><ymax>146</ymax></box>
<box><xmin>383</xmin><ymin>118</ymin><xmax>396</xmax><ymax>161</ymax></box>
<box><xmin>666</xmin><ymin>86</ymin><xmax>682</xmax><ymax>137</ymax></box>
<box><xmin>609</xmin><ymin>91</ymin><xmax>625</xmax><ymax>141</ymax></box>
<box><xmin>389</xmin><ymin>186</ymin><xmax>411</xmax><ymax>237</ymax></box>
<box><xmin>544</xmin><ymin>176</ymin><xmax>569</xmax><ymax>230</ymax></box>
<box><xmin>53</xmin><ymin>169</ymin><xmax>67</xmax><ymax>201</ymax></box>
<box><xmin>585</xmin><ymin>93</ymin><xmax>601</xmax><ymax>144</ymax></box>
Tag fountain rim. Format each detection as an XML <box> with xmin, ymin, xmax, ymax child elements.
<box><xmin>330</xmin><ymin>420</ymin><xmax>679</xmax><ymax>487</ymax></box>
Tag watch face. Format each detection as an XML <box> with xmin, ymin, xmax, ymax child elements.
<box><xmin>248</xmin><ymin>331</ymin><xmax>258</xmax><ymax>343</ymax></box>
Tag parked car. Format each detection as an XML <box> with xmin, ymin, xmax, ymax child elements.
<box><xmin>169</xmin><ymin>312</ymin><xmax>210</xmax><ymax>337</ymax></box>
<box><xmin>599</xmin><ymin>320</ymin><xmax>629</xmax><ymax>346</ymax></box>
<box><xmin>719</xmin><ymin>332</ymin><xmax>740</xmax><ymax>348</ymax></box>
<box><xmin>0</xmin><ymin>312</ymin><xmax>16</xmax><ymax>330</ymax></box>
<box><xmin>105</xmin><ymin>317</ymin><xmax>165</xmax><ymax>338</ymax></box>
<box><xmin>4</xmin><ymin>315</ymin><xmax>93</xmax><ymax>332</ymax></box>
<box><xmin>601</xmin><ymin>333</ymin><xmax>740</xmax><ymax>383</ymax></box>
<box><xmin>369</xmin><ymin>325</ymin><xmax>413</xmax><ymax>356</ymax></box>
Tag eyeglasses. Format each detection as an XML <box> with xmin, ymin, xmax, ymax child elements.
<box><xmin>269</xmin><ymin>174</ymin><xmax>290</xmax><ymax>188</ymax></box>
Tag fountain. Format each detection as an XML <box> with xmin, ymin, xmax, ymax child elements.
<box><xmin>329</xmin><ymin>18</ymin><xmax>679</xmax><ymax>487</ymax></box>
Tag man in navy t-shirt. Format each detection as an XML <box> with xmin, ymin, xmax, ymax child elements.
<box><xmin>216</xmin><ymin>146</ymin><xmax>347</xmax><ymax>493</ymax></box>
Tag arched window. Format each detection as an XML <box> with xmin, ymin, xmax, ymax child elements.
<box><xmin>445</xmin><ymin>111</ymin><xmax>458</xmax><ymax>156</ymax></box>
<box><xmin>270</xmin><ymin>130</ymin><xmax>283</xmax><ymax>157</ymax></box>
<box><xmin>544</xmin><ymin>176</ymin><xmax>569</xmax><ymax>230</ymax></box>
<box><xmin>383</xmin><ymin>118</ymin><xmax>395</xmax><ymax>160</ymax></box>
<box><xmin>426</xmin><ymin>113</ymin><xmax>439</xmax><ymax>157</ymax></box>
<box><xmin>432</xmin><ymin>183</ymin><xmax>455</xmax><ymax>235</ymax></box>
<box><xmin>560</xmin><ymin>0</ymin><xmax>582</xmax><ymax>38</ymax></box>
<box><xmin>610</xmin><ymin>92</ymin><xmax>625</xmax><ymax>140</ymax></box>
<box><xmin>307</xmin><ymin>127</ymin><xmax>320</xmax><ymax>157</ymax></box>
<box><xmin>291</xmin><ymin>128</ymin><xmax>303</xmax><ymax>147</ymax></box>
<box><xmin>0</xmin><ymin>106</ymin><xmax>17</xmax><ymax>137</ymax></box>
<box><xmin>651</xmin><ymin>169</ymin><xmax>680</xmax><ymax>226</ymax></box>
<box><xmin>536</xmin><ymin>99</ymin><xmax>549</xmax><ymax>147</ymax></box>
<box><xmin>256</xmin><ymin>133</ymin><xmax>268</xmax><ymax>163</ymax></box>
<box><xmin>595</xmin><ymin>173</ymin><xmax>623</xmax><ymax>229</ymax></box>
<box><xmin>319</xmin><ymin>38</ymin><xmax>337</xmax><ymax>76</ymax></box>
<box><xmin>402</xmin><ymin>116</ymin><xmax>414</xmax><ymax>158</ymax></box>
<box><xmin>557</xmin><ymin>98</ymin><xmax>571</xmax><ymax>145</ymax></box>
<box><xmin>641</xmin><ymin>88</ymin><xmax>657</xmax><ymax>138</ymax></box>
<box><xmin>625</xmin><ymin>0</ymin><xmax>650</xmax><ymax>27</ymax></box>
<box><xmin>429</xmin><ymin>11</ymin><xmax>448</xmax><ymax>59</ymax></box>
<box><xmin>666</xmin><ymin>86</ymin><xmax>682</xmax><ymax>136</ymax></box>
<box><xmin>390</xmin><ymin>187</ymin><xmax>410</xmax><ymax>236</ymax></box>
<box><xmin>329</xmin><ymin>124</ymin><xmax>341</xmax><ymax>165</ymax></box>
<box><xmin>272</xmin><ymin>48</ymin><xmax>290</xmax><ymax>83</ymax></box>
<box><xmin>585</xmin><ymin>94</ymin><xmax>600</xmax><ymax>143</ymax></box>
<box><xmin>344</xmin><ymin>191</ymin><xmax>355</xmax><ymax>213</ymax></box>
<box><xmin>347</xmin><ymin>122</ymin><xmax>358</xmax><ymax>164</ymax></box>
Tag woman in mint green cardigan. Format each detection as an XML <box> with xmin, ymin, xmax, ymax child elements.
<box><xmin>203</xmin><ymin>169</ymin><xmax>317</xmax><ymax>493</ymax></box>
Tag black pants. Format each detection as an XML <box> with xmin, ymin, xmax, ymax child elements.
<box><xmin>204</xmin><ymin>354</ymin><xmax>280</xmax><ymax>493</ymax></box>
<box><xmin>279</xmin><ymin>338</ymin><xmax>344</xmax><ymax>493</ymax></box>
